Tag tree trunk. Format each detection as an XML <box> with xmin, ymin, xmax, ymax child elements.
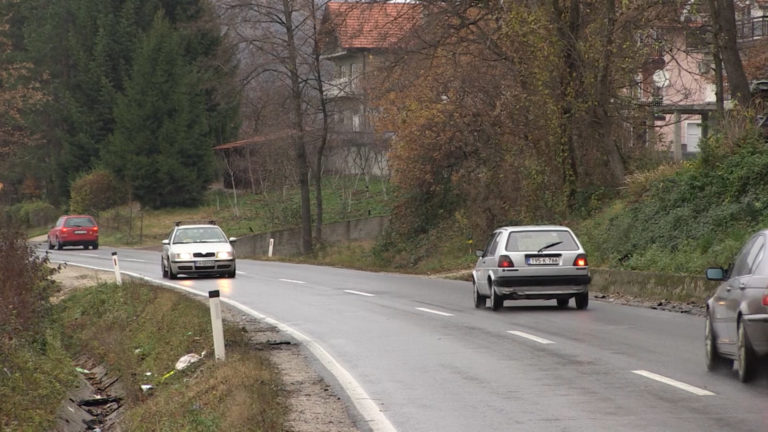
<box><xmin>711</xmin><ymin>0</ymin><xmax>751</xmax><ymax>107</ymax></box>
<box><xmin>282</xmin><ymin>0</ymin><xmax>313</xmax><ymax>254</ymax></box>
<box><xmin>310</xmin><ymin>0</ymin><xmax>328</xmax><ymax>244</ymax></box>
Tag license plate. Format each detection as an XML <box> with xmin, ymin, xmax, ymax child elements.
<box><xmin>195</xmin><ymin>260</ymin><xmax>214</xmax><ymax>267</ymax></box>
<box><xmin>528</xmin><ymin>257</ymin><xmax>559</xmax><ymax>265</ymax></box>
<box><xmin>74</xmin><ymin>230</ymin><xmax>86</xmax><ymax>234</ymax></box>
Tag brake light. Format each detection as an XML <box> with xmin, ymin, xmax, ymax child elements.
<box><xmin>498</xmin><ymin>255</ymin><xmax>514</xmax><ymax>268</ymax></box>
<box><xmin>573</xmin><ymin>254</ymin><xmax>588</xmax><ymax>267</ymax></box>
<box><xmin>762</xmin><ymin>292</ymin><xmax>768</xmax><ymax>306</ymax></box>
<box><xmin>93</xmin><ymin>226</ymin><xmax>99</xmax><ymax>233</ymax></box>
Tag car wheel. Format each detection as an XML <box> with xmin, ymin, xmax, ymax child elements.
<box><xmin>227</xmin><ymin>268</ymin><xmax>236</xmax><ymax>278</ymax></box>
<box><xmin>473</xmin><ymin>278</ymin><xmax>487</xmax><ymax>309</ymax></box>
<box><xmin>737</xmin><ymin>319</ymin><xmax>756</xmax><ymax>382</ymax></box>
<box><xmin>92</xmin><ymin>242</ymin><xmax>98</xmax><ymax>250</ymax></box>
<box><xmin>575</xmin><ymin>292</ymin><xmax>589</xmax><ymax>310</ymax></box>
<box><xmin>557</xmin><ymin>298</ymin><xmax>569</xmax><ymax>309</ymax></box>
<box><xmin>705</xmin><ymin>313</ymin><xmax>732</xmax><ymax>371</ymax></box>
<box><xmin>56</xmin><ymin>238</ymin><xmax>63</xmax><ymax>250</ymax></box>
<box><xmin>83</xmin><ymin>244</ymin><xmax>89</xmax><ymax>250</ymax></box>
<box><xmin>161</xmin><ymin>259</ymin><xmax>168</xmax><ymax>279</ymax></box>
<box><xmin>489</xmin><ymin>283</ymin><xmax>502</xmax><ymax>311</ymax></box>
<box><xmin>48</xmin><ymin>237</ymin><xmax>54</xmax><ymax>250</ymax></box>
<box><xmin>169</xmin><ymin>265</ymin><xmax>178</xmax><ymax>280</ymax></box>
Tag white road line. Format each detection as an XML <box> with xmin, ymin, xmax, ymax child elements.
<box><xmin>416</xmin><ymin>307</ymin><xmax>454</xmax><ymax>317</ymax></box>
<box><xmin>506</xmin><ymin>330</ymin><xmax>555</xmax><ymax>344</ymax></box>
<box><xmin>345</xmin><ymin>290</ymin><xmax>375</xmax><ymax>297</ymax></box>
<box><xmin>80</xmin><ymin>253</ymin><xmax>101</xmax><ymax>258</ymax></box>
<box><xmin>236</xmin><ymin>271</ymin><xmax>246</xmax><ymax>275</ymax></box>
<box><xmin>123</xmin><ymin>258</ymin><xmax>146</xmax><ymax>262</ymax></box>
<box><xmin>279</xmin><ymin>278</ymin><xmax>306</xmax><ymax>284</ymax></box>
<box><xmin>632</xmin><ymin>370</ymin><xmax>715</xmax><ymax>396</ymax></box>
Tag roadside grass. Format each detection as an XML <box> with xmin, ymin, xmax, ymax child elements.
<box><xmin>56</xmin><ymin>280</ymin><xmax>287</xmax><ymax>431</ymax></box>
<box><xmin>97</xmin><ymin>175</ymin><xmax>392</xmax><ymax>248</ymax></box>
<box><xmin>0</xmin><ymin>333</ymin><xmax>76</xmax><ymax>431</ymax></box>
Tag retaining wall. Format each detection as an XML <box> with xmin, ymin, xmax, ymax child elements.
<box><xmin>233</xmin><ymin>216</ymin><xmax>389</xmax><ymax>258</ymax></box>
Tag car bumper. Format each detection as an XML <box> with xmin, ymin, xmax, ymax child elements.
<box><xmin>743</xmin><ymin>314</ymin><xmax>768</xmax><ymax>356</ymax></box>
<box><xmin>171</xmin><ymin>260</ymin><xmax>235</xmax><ymax>275</ymax></box>
<box><xmin>494</xmin><ymin>275</ymin><xmax>591</xmax><ymax>300</ymax></box>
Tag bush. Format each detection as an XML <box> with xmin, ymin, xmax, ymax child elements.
<box><xmin>5</xmin><ymin>200</ymin><xmax>59</xmax><ymax>229</ymax></box>
<box><xmin>577</xmin><ymin>129</ymin><xmax>768</xmax><ymax>274</ymax></box>
<box><xmin>70</xmin><ymin>169</ymin><xmax>127</xmax><ymax>215</ymax></box>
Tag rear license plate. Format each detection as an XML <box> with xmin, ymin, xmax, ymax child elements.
<box><xmin>195</xmin><ymin>260</ymin><xmax>214</xmax><ymax>267</ymax></box>
<box><xmin>528</xmin><ymin>257</ymin><xmax>560</xmax><ymax>265</ymax></box>
<box><xmin>74</xmin><ymin>230</ymin><xmax>86</xmax><ymax>234</ymax></box>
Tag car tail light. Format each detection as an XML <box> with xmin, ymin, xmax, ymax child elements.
<box><xmin>498</xmin><ymin>255</ymin><xmax>514</xmax><ymax>268</ymax></box>
<box><xmin>573</xmin><ymin>254</ymin><xmax>588</xmax><ymax>267</ymax></box>
<box><xmin>93</xmin><ymin>226</ymin><xmax>99</xmax><ymax>233</ymax></box>
<box><xmin>762</xmin><ymin>292</ymin><xmax>768</xmax><ymax>306</ymax></box>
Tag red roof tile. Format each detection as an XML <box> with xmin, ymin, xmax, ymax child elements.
<box><xmin>324</xmin><ymin>2</ymin><xmax>421</xmax><ymax>50</ymax></box>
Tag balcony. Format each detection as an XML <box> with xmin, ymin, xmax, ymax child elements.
<box><xmin>737</xmin><ymin>16</ymin><xmax>768</xmax><ymax>41</ymax></box>
<box><xmin>325</xmin><ymin>77</ymin><xmax>362</xmax><ymax>99</ymax></box>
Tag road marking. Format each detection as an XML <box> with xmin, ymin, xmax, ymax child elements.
<box><xmin>80</xmin><ymin>253</ymin><xmax>101</xmax><ymax>258</ymax></box>
<box><xmin>345</xmin><ymin>290</ymin><xmax>375</xmax><ymax>297</ymax></box>
<box><xmin>632</xmin><ymin>370</ymin><xmax>715</xmax><ymax>396</ymax></box>
<box><xmin>416</xmin><ymin>307</ymin><xmax>453</xmax><ymax>317</ymax></box>
<box><xmin>279</xmin><ymin>278</ymin><xmax>306</xmax><ymax>284</ymax></box>
<box><xmin>236</xmin><ymin>271</ymin><xmax>246</xmax><ymax>275</ymax></box>
<box><xmin>507</xmin><ymin>330</ymin><xmax>555</xmax><ymax>344</ymax></box>
<box><xmin>123</xmin><ymin>258</ymin><xmax>146</xmax><ymax>262</ymax></box>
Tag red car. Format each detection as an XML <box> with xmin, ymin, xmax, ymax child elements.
<box><xmin>48</xmin><ymin>215</ymin><xmax>99</xmax><ymax>250</ymax></box>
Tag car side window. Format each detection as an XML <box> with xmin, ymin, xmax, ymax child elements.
<box><xmin>483</xmin><ymin>232</ymin><xmax>501</xmax><ymax>258</ymax></box>
<box><xmin>747</xmin><ymin>236</ymin><xmax>765</xmax><ymax>275</ymax></box>
<box><xmin>732</xmin><ymin>235</ymin><xmax>759</xmax><ymax>277</ymax></box>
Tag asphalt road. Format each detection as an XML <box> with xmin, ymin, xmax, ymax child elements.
<box><xmin>39</xmin><ymin>244</ymin><xmax>768</xmax><ymax>432</ymax></box>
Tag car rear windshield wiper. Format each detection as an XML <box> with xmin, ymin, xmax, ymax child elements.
<box><xmin>537</xmin><ymin>241</ymin><xmax>563</xmax><ymax>253</ymax></box>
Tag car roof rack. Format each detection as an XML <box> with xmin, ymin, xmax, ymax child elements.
<box><xmin>175</xmin><ymin>220</ymin><xmax>217</xmax><ymax>227</ymax></box>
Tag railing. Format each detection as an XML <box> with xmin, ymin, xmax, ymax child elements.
<box><xmin>325</xmin><ymin>77</ymin><xmax>362</xmax><ymax>98</ymax></box>
<box><xmin>737</xmin><ymin>16</ymin><xmax>768</xmax><ymax>41</ymax></box>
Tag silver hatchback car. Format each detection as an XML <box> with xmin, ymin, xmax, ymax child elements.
<box><xmin>705</xmin><ymin>229</ymin><xmax>768</xmax><ymax>382</ymax></box>
<box><xmin>161</xmin><ymin>222</ymin><xmax>237</xmax><ymax>279</ymax></box>
<box><xmin>473</xmin><ymin>225</ymin><xmax>591</xmax><ymax>311</ymax></box>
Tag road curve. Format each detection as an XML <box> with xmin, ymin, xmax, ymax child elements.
<box><xmin>41</xmin><ymin>245</ymin><xmax>768</xmax><ymax>432</ymax></box>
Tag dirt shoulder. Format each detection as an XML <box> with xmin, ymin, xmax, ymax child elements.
<box><xmin>51</xmin><ymin>264</ymin><xmax>359</xmax><ymax>432</ymax></box>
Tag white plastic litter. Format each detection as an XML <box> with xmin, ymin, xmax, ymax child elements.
<box><xmin>140</xmin><ymin>384</ymin><xmax>154</xmax><ymax>392</ymax></box>
<box><xmin>175</xmin><ymin>353</ymin><xmax>202</xmax><ymax>371</ymax></box>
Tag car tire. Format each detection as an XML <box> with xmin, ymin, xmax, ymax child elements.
<box><xmin>92</xmin><ymin>243</ymin><xmax>98</xmax><ymax>250</ymax></box>
<box><xmin>48</xmin><ymin>237</ymin><xmax>55</xmax><ymax>250</ymax></box>
<box><xmin>557</xmin><ymin>298</ymin><xmax>569</xmax><ymax>308</ymax></box>
<box><xmin>169</xmin><ymin>265</ymin><xmax>178</xmax><ymax>280</ymax></box>
<box><xmin>737</xmin><ymin>319</ymin><xmax>756</xmax><ymax>382</ymax></box>
<box><xmin>489</xmin><ymin>283</ymin><xmax>502</xmax><ymax>311</ymax></box>
<box><xmin>575</xmin><ymin>292</ymin><xmax>589</xmax><ymax>310</ymax></box>
<box><xmin>473</xmin><ymin>278</ymin><xmax>487</xmax><ymax>309</ymax></box>
<box><xmin>705</xmin><ymin>313</ymin><xmax>732</xmax><ymax>371</ymax></box>
<box><xmin>161</xmin><ymin>259</ymin><xmax>168</xmax><ymax>279</ymax></box>
<box><xmin>56</xmin><ymin>238</ymin><xmax>63</xmax><ymax>250</ymax></box>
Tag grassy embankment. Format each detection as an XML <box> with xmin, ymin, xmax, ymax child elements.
<box><xmin>3</xmin><ymin>276</ymin><xmax>286</xmax><ymax>431</ymax></box>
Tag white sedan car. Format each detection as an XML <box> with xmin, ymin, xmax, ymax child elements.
<box><xmin>473</xmin><ymin>225</ymin><xmax>591</xmax><ymax>311</ymax></box>
<box><xmin>161</xmin><ymin>222</ymin><xmax>237</xmax><ymax>279</ymax></box>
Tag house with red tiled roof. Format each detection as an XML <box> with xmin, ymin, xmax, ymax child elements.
<box><xmin>319</xmin><ymin>1</ymin><xmax>421</xmax><ymax>175</ymax></box>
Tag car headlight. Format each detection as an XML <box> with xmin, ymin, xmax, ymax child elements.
<box><xmin>216</xmin><ymin>251</ymin><xmax>233</xmax><ymax>259</ymax></box>
<box><xmin>173</xmin><ymin>252</ymin><xmax>194</xmax><ymax>260</ymax></box>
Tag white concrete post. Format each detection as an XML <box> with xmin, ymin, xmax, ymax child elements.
<box><xmin>111</xmin><ymin>252</ymin><xmax>122</xmax><ymax>285</ymax></box>
<box><xmin>208</xmin><ymin>290</ymin><xmax>226</xmax><ymax>361</ymax></box>
<box><xmin>268</xmin><ymin>238</ymin><xmax>274</xmax><ymax>257</ymax></box>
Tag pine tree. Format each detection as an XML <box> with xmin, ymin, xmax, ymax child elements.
<box><xmin>104</xmin><ymin>12</ymin><xmax>213</xmax><ymax>209</ymax></box>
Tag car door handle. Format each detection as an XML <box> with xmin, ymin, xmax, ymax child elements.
<box><xmin>739</xmin><ymin>282</ymin><xmax>747</xmax><ymax>289</ymax></box>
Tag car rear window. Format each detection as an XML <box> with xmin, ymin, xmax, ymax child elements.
<box><xmin>505</xmin><ymin>230</ymin><xmax>578</xmax><ymax>252</ymax></box>
<box><xmin>65</xmin><ymin>217</ymin><xmax>96</xmax><ymax>227</ymax></box>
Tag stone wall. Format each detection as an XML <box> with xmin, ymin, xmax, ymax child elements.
<box><xmin>233</xmin><ymin>216</ymin><xmax>389</xmax><ymax>258</ymax></box>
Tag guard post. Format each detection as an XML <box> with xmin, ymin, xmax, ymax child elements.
<box><xmin>111</xmin><ymin>252</ymin><xmax>122</xmax><ymax>285</ymax></box>
<box><xmin>208</xmin><ymin>290</ymin><xmax>226</xmax><ymax>361</ymax></box>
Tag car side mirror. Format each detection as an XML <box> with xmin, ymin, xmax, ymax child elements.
<box><xmin>229</xmin><ymin>237</ymin><xmax>237</xmax><ymax>243</ymax></box>
<box><xmin>475</xmin><ymin>249</ymin><xmax>484</xmax><ymax>258</ymax></box>
<box><xmin>162</xmin><ymin>239</ymin><xmax>169</xmax><ymax>245</ymax></box>
<box><xmin>706</xmin><ymin>267</ymin><xmax>725</xmax><ymax>281</ymax></box>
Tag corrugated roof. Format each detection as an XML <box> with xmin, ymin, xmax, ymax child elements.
<box><xmin>324</xmin><ymin>2</ymin><xmax>421</xmax><ymax>50</ymax></box>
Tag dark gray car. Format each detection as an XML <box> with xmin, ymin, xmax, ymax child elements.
<box><xmin>705</xmin><ymin>229</ymin><xmax>768</xmax><ymax>382</ymax></box>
